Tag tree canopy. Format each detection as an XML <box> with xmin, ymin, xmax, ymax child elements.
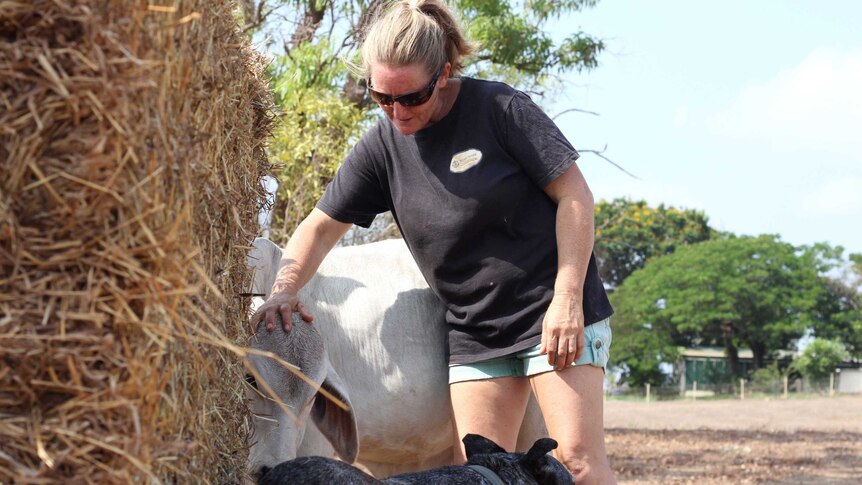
<box><xmin>594</xmin><ymin>198</ymin><xmax>714</xmax><ymax>288</ymax></box>
<box><xmin>793</xmin><ymin>338</ymin><xmax>850</xmax><ymax>381</ymax></box>
<box><xmin>610</xmin><ymin>234</ymin><xmax>833</xmax><ymax>385</ymax></box>
<box><xmin>810</xmin><ymin>245</ymin><xmax>862</xmax><ymax>359</ymax></box>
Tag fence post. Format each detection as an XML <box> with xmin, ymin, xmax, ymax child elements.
<box><xmin>830</xmin><ymin>373</ymin><xmax>835</xmax><ymax>397</ymax></box>
<box><xmin>783</xmin><ymin>375</ymin><xmax>789</xmax><ymax>399</ymax></box>
<box><xmin>740</xmin><ymin>379</ymin><xmax>745</xmax><ymax>400</ymax></box>
<box><xmin>693</xmin><ymin>381</ymin><xmax>697</xmax><ymax>401</ymax></box>
<box><xmin>646</xmin><ymin>383</ymin><xmax>651</xmax><ymax>404</ymax></box>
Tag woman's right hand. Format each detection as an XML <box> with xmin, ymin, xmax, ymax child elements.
<box><xmin>248</xmin><ymin>208</ymin><xmax>350</xmax><ymax>334</ymax></box>
<box><xmin>251</xmin><ymin>290</ymin><xmax>314</xmax><ymax>333</ymax></box>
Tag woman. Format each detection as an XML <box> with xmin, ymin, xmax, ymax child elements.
<box><xmin>253</xmin><ymin>1</ymin><xmax>616</xmax><ymax>483</ymax></box>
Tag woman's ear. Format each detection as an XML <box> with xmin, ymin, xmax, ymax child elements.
<box><xmin>438</xmin><ymin>61</ymin><xmax>452</xmax><ymax>88</ymax></box>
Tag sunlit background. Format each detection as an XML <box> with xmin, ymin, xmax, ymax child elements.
<box><xmin>553</xmin><ymin>0</ymin><xmax>862</xmax><ymax>254</ymax></box>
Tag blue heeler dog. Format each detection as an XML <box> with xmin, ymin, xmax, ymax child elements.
<box><xmin>258</xmin><ymin>433</ymin><xmax>573</xmax><ymax>484</ymax></box>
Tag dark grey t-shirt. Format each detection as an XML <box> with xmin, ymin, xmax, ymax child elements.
<box><xmin>318</xmin><ymin>78</ymin><xmax>613</xmax><ymax>364</ymax></box>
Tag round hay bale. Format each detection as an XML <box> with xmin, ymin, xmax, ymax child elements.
<box><xmin>0</xmin><ymin>1</ymin><xmax>274</xmax><ymax>482</ymax></box>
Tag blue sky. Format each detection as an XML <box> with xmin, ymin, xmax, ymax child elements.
<box><xmin>549</xmin><ymin>0</ymin><xmax>862</xmax><ymax>255</ymax></box>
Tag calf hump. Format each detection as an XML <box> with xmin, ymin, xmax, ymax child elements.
<box><xmin>311</xmin><ymin>361</ymin><xmax>359</xmax><ymax>463</ymax></box>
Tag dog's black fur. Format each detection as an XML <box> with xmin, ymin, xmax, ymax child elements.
<box><xmin>258</xmin><ymin>456</ymin><xmax>378</xmax><ymax>484</ymax></box>
<box><xmin>258</xmin><ymin>434</ymin><xmax>573</xmax><ymax>484</ymax></box>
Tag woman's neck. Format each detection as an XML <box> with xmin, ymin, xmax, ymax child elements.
<box><xmin>429</xmin><ymin>77</ymin><xmax>462</xmax><ymax>125</ymax></box>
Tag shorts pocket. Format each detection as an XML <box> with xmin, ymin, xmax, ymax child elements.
<box><xmin>587</xmin><ymin>319</ymin><xmax>611</xmax><ymax>370</ymax></box>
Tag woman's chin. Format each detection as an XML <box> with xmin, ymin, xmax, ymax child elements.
<box><xmin>393</xmin><ymin>119</ymin><xmax>419</xmax><ymax>135</ymax></box>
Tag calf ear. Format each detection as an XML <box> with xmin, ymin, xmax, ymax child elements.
<box><xmin>463</xmin><ymin>434</ymin><xmax>506</xmax><ymax>458</ymax></box>
<box><xmin>310</xmin><ymin>362</ymin><xmax>359</xmax><ymax>463</ymax></box>
<box><xmin>524</xmin><ymin>437</ymin><xmax>558</xmax><ymax>463</ymax></box>
<box><xmin>249</xmin><ymin>238</ymin><xmax>284</xmax><ymax>300</ymax></box>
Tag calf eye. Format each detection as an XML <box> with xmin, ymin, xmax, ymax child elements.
<box><xmin>245</xmin><ymin>374</ymin><xmax>258</xmax><ymax>389</ymax></box>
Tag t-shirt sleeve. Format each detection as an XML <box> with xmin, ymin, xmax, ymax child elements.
<box><xmin>316</xmin><ymin>130</ymin><xmax>390</xmax><ymax>228</ymax></box>
<box><xmin>503</xmin><ymin>91</ymin><xmax>580</xmax><ymax>189</ymax></box>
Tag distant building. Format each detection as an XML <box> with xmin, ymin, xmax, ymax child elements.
<box><xmin>837</xmin><ymin>368</ymin><xmax>862</xmax><ymax>393</ymax></box>
<box><xmin>675</xmin><ymin>346</ymin><xmax>862</xmax><ymax>394</ymax></box>
<box><xmin>675</xmin><ymin>346</ymin><xmax>794</xmax><ymax>394</ymax></box>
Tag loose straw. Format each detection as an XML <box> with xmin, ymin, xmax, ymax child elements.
<box><xmin>1</xmin><ymin>1</ymin><xmax>277</xmax><ymax>482</ymax></box>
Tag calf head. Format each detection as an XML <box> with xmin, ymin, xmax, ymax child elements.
<box><xmin>245</xmin><ymin>311</ymin><xmax>358</xmax><ymax>479</ymax></box>
<box><xmin>245</xmin><ymin>238</ymin><xmax>359</xmax><ymax>476</ymax></box>
<box><xmin>247</xmin><ymin>238</ymin><xmax>283</xmax><ymax>303</ymax></box>
<box><xmin>464</xmin><ymin>434</ymin><xmax>573</xmax><ymax>485</ymax></box>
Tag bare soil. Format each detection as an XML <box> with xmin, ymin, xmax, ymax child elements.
<box><xmin>603</xmin><ymin>396</ymin><xmax>862</xmax><ymax>484</ymax></box>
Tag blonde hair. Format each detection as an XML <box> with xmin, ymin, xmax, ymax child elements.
<box><xmin>356</xmin><ymin>0</ymin><xmax>476</xmax><ymax>79</ymax></box>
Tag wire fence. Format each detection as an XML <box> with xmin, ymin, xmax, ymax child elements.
<box><xmin>607</xmin><ymin>374</ymin><xmax>846</xmax><ymax>402</ymax></box>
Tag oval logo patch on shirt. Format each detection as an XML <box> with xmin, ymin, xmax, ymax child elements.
<box><xmin>450</xmin><ymin>149</ymin><xmax>483</xmax><ymax>173</ymax></box>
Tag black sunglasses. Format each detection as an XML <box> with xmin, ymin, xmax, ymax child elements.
<box><xmin>367</xmin><ymin>70</ymin><xmax>441</xmax><ymax>107</ymax></box>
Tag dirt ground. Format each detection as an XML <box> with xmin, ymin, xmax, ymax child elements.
<box><xmin>603</xmin><ymin>395</ymin><xmax>862</xmax><ymax>484</ymax></box>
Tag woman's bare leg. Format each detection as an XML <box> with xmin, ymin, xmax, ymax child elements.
<box><xmin>449</xmin><ymin>376</ymin><xmax>531</xmax><ymax>463</ymax></box>
<box><xmin>530</xmin><ymin>365</ymin><xmax>616</xmax><ymax>484</ymax></box>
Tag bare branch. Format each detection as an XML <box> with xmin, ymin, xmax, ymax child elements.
<box><xmin>552</xmin><ymin>107</ymin><xmax>600</xmax><ymax>119</ymax></box>
<box><xmin>240</xmin><ymin>0</ymin><xmax>277</xmax><ymax>34</ymax></box>
<box><xmin>578</xmin><ymin>145</ymin><xmax>640</xmax><ymax>180</ymax></box>
<box><xmin>339</xmin><ymin>0</ymin><xmax>387</xmax><ymax>108</ymax></box>
<box><xmin>343</xmin><ymin>0</ymin><xmax>386</xmax><ymax>51</ymax></box>
<box><xmin>289</xmin><ymin>0</ymin><xmax>330</xmax><ymax>48</ymax></box>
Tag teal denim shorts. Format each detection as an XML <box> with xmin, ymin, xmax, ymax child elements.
<box><xmin>448</xmin><ymin>318</ymin><xmax>612</xmax><ymax>384</ymax></box>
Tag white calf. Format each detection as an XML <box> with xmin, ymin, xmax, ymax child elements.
<box><xmin>245</xmin><ymin>238</ymin><xmax>546</xmax><ymax>478</ymax></box>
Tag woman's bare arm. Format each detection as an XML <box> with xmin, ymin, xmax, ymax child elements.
<box><xmin>252</xmin><ymin>208</ymin><xmax>351</xmax><ymax>332</ymax></box>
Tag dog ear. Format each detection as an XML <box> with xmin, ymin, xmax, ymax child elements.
<box><xmin>463</xmin><ymin>434</ymin><xmax>506</xmax><ymax>458</ymax></box>
<box><xmin>524</xmin><ymin>437</ymin><xmax>558</xmax><ymax>464</ymax></box>
<box><xmin>522</xmin><ymin>438</ymin><xmax>572</xmax><ymax>484</ymax></box>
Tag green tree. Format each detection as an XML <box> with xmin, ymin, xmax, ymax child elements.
<box><xmin>610</xmin><ymin>319</ymin><xmax>677</xmax><ymax>387</ymax></box>
<box><xmin>810</xmin><ymin>246</ymin><xmax>862</xmax><ymax>359</ymax></box>
<box><xmin>240</xmin><ymin>0</ymin><xmax>606</xmax><ymax>243</ymax></box>
<box><xmin>851</xmin><ymin>252</ymin><xmax>862</xmax><ymax>276</ymax></box>
<box><xmin>793</xmin><ymin>338</ymin><xmax>850</xmax><ymax>380</ymax></box>
<box><xmin>815</xmin><ymin>292</ymin><xmax>862</xmax><ymax>360</ymax></box>
<box><xmin>750</xmin><ymin>361</ymin><xmax>784</xmax><ymax>390</ymax></box>
<box><xmin>611</xmin><ymin>235</ymin><xmax>826</xmax><ymax>383</ymax></box>
<box><xmin>266</xmin><ymin>41</ymin><xmax>374</xmax><ymax>241</ymax></box>
<box><xmin>594</xmin><ymin>198</ymin><xmax>714</xmax><ymax>288</ymax></box>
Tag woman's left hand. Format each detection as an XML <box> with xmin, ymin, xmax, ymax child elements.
<box><xmin>540</xmin><ymin>292</ymin><xmax>585</xmax><ymax>371</ymax></box>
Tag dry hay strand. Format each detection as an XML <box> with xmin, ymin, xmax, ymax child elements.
<box><xmin>1</xmin><ymin>1</ymin><xmax>275</xmax><ymax>483</ymax></box>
